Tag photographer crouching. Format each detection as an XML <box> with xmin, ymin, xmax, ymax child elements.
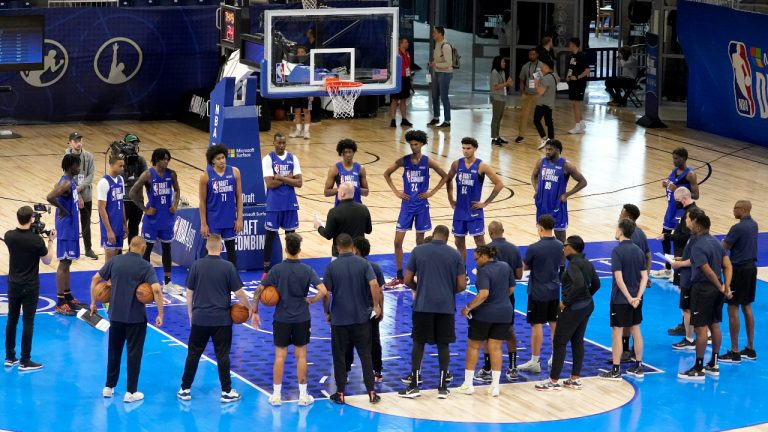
<box><xmin>3</xmin><ymin>205</ymin><xmax>55</xmax><ymax>371</ymax></box>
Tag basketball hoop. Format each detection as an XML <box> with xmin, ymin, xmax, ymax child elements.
<box><xmin>301</xmin><ymin>0</ymin><xmax>317</xmax><ymax>9</ymax></box>
<box><xmin>325</xmin><ymin>77</ymin><xmax>363</xmax><ymax>119</ymax></box>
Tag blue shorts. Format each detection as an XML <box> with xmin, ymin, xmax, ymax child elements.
<box><xmin>142</xmin><ymin>224</ymin><xmax>174</xmax><ymax>243</ymax></box>
<box><xmin>452</xmin><ymin>217</ymin><xmax>485</xmax><ymax>237</ymax></box>
<box><xmin>101</xmin><ymin>235</ymin><xmax>124</xmax><ymax>250</ymax></box>
<box><xmin>56</xmin><ymin>239</ymin><xmax>80</xmax><ymax>260</ymax></box>
<box><xmin>396</xmin><ymin>209</ymin><xmax>432</xmax><ymax>233</ymax></box>
<box><xmin>536</xmin><ymin>204</ymin><xmax>568</xmax><ymax>231</ymax></box>
<box><xmin>663</xmin><ymin>205</ymin><xmax>684</xmax><ymax>231</ymax></box>
<box><xmin>210</xmin><ymin>227</ymin><xmax>237</xmax><ymax>241</ymax></box>
<box><xmin>265</xmin><ymin>210</ymin><xmax>299</xmax><ymax>232</ymax></box>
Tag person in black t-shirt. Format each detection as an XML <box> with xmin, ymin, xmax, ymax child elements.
<box><xmin>4</xmin><ymin>206</ymin><xmax>55</xmax><ymax>371</ymax></box>
<box><xmin>565</xmin><ymin>38</ymin><xmax>589</xmax><ymax>135</ymax></box>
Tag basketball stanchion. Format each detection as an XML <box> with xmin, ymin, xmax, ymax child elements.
<box><xmin>324</xmin><ymin>77</ymin><xmax>363</xmax><ymax>119</ymax></box>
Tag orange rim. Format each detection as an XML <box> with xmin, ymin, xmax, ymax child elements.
<box><xmin>325</xmin><ymin>77</ymin><xmax>363</xmax><ymax>90</ymax></box>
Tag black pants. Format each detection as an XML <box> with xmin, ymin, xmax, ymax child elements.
<box><xmin>332</xmin><ymin>322</ymin><xmax>374</xmax><ymax>393</ymax></box>
<box><xmin>605</xmin><ymin>77</ymin><xmax>635</xmax><ymax>104</ymax></box>
<box><xmin>534</xmin><ymin>105</ymin><xmax>555</xmax><ymax>139</ymax></box>
<box><xmin>124</xmin><ymin>200</ymin><xmax>144</xmax><ymax>243</ymax></box>
<box><xmin>345</xmin><ymin>318</ymin><xmax>382</xmax><ymax>374</ymax></box>
<box><xmin>550</xmin><ymin>301</ymin><xmax>593</xmax><ymax>380</ymax></box>
<box><xmin>180</xmin><ymin>325</ymin><xmax>233</xmax><ymax>392</ymax></box>
<box><xmin>5</xmin><ymin>287</ymin><xmax>38</xmax><ymax>362</ymax></box>
<box><xmin>81</xmin><ymin>200</ymin><xmax>92</xmax><ymax>251</ymax></box>
<box><xmin>106</xmin><ymin>321</ymin><xmax>147</xmax><ymax>393</ymax></box>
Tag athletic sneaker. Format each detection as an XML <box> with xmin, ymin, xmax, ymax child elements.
<box><xmin>677</xmin><ymin>366</ymin><xmax>705</xmax><ymax>381</ymax></box>
<box><xmin>368</xmin><ymin>391</ymin><xmax>381</xmax><ymax>404</ymax></box>
<box><xmin>497</xmin><ymin>137</ymin><xmax>509</xmax><ymax>144</ymax></box>
<box><xmin>390</xmin><ymin>119</ymin><xmax>397</xmax><ymax>128</ymax></box>
<box><xmin>19</xmin><ymin>360</ymin><xmax>43</xmax><ymax>371</ymax></box>
<box><xmin>437</xmin><ymin>387</ymin><xmax>450</xmax><ymax>399</ymax></box>
<box><xmin>599</xmin><ymin>369</ymin><xmax>622</xmax><ymax>381</ymax></box>
<box><xmin>220</xmin><ymin>389</ymin><xmax>241</xmax><ymax>403</ymax></box>
<box><xmin>718</xmin><ymin>350</ymin><xmax>741</xmax><ymax>364</ymax></box>
<box><xmin>704</xmin><ymin>364</ymin><xmax>720</xmax><ymax>377</ymax></box>
<box><xmin>383</xmin><ymin>277</ymin><xmax>404</xmax><ymax>289</ymax></box>
<box><xmin>515</xmin><ymin>136</ymin><xmax>524</xmax><ymax>143</ymax></box>
<box><xmin>547</xmin><ymin>356</ymin><xmax>553</xmax><ymax>368</ymax></box>
<box><xmin>537</xmin><ymin>138</ymin><xmax>548</xmax><ymax>150</ymax></box>
<box><xmin>4</xmin><ymin>357</ymin><xmax>18</xmax><ymax>367</ymax></box>
<box><xmin>492</xmin><ymin>138</ymin><xmax>503</xmax><ymax>147</ymax></box>
<box><xmin>289</xmin><ymin>130</ymin><xmax>303</xmax><ymax>138</ymax></box>
<box><xmin>330</xmin><ymin>392</ymin><xmax>345</xmax><ymax>405</ymax></box>
<box><xmin>567</xmin><ymin>123</ymin><xmax>584</xmax><ymax>134</ymax></box>
<box><xmin>563</xmin><ymin>378</ymin><xmax>583</xmax><ymax>390</ymax></box>
<box><xmin>123</xmin><ymin>392</ymin><xmax>144</xmax><ymax>403</ymax></box>
<box><xmin>456</xmin><ymin>383</ymin><xmax>475</xmax><ymax>395</ymax></box>
<box><xmin>427</xmin><ymin>118</ymin><xmax>440</xmax><ymax>126</ymax></box>
<box><xmin>163</xmin><ymin>282</ymin><xmax>184</xmax><ymax>296</ymax></box>
<box><xmin>374</xmin><ymin>372</ymin><xmax>383</xmax><ymax>383</ymax></box>
<box><xmin>298</xmin><ymin>394</ymin><xmax>314</xmax><ymax>406</ymax></box>
<box><xmin>401</xmin><ymin>119</ymin><xmax>413</xmax><ymax>127</ymax></box>
<box><xmin>436</xmin><ymin>121</ymin><xmax>451</xmax><ymax>128</ymax></box>
<box><xmin>269</xmin><ymin>394</ymin><xmax>282</xmax><ymax>406</ymax></box>
<box><xmin>103</xmin><ymin>387</ymin><xmax>114</xmax><ymax>398</ymax></box>
<box><xmin>740</xmin><ymin>347</ymin><xmax>758</xmax><ymax>361</ymax></box>
<box><xmin>398</xmin><ymin>385</ymin><xmax>421</xmax><ymax>398</ymax></box>
<box><xmin>650</xmin><ymin>269</ymin><xmax>673</xmax><ymax>279</ymax></box>
<box><xmin>488</xmin><ymin>385</ymin><xmax>500</xmax><ymax>397</ymax></box>
<box><xmin>667</xmin><ymin>323</ymin><xmax>686</xmax><ymax>336</ymax></box>
<box><xmin>672</xmin><ymin>338</ymin><xmax>696</xmax><ymax>350</ymax></box>
<box><xmin>518</xmin><ymin>359</ymin><xmax>541</xmax><ymax>373</ymax></box>
<box><xmin>626</xmin><ymin>365</ymin><xmax>644</xmax><ymax>378</ymax></box>
<box><xmin>177</xmin><ymin>388</ymin><xmax>191</xmax><ymax>401</ymax></box>
<box><xmin>444</xmin><ymin>371</ymin><xmax>453</xmax><ymax>383</ymax></box>
<box><xmin>400</xmin><ymin>371</ymin><xmax>423</xmax><ymax>385</ymax></box>
<box><xmin>506</xmin><ymin>367</ymin><xmax>519</xmax><ymax>381</ymax></box>
<box><xmin>84</xmin><ymin>249</ymin><xmax>98</xmax><ymax>260</ymax></box>
<box><xmin>535</xmin><ymin>380</ymin><xmax>562</xmax><ymax>392</ymax></box>
<box><xmin>621</xmin><ymin>351</ymin><xmax>636</xmax><ymax>362</ymax></box>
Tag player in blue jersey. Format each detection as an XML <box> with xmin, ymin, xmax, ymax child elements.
<box><xmin>263</xmin><ymin>133</ymin><xmax>303</xmax><ymax>273</ymax></box>
<box><xmin>531</xmin><ymin>139</ymin><xmax>587</xmax><ymax>245</ymax></box>
<box><xmin>382</xmin><ymin>130</ymin><xmax>449</xmax><ymax>287</ymax></box>
<box><xmin>46</xmin><ymin>153</ymin><xmax>85</xmax><ymax>316</ymax></box>
<box><xmin>651</xmin><ymin>147</ymin><xmax>699</xmax><ymax>280</ymax></box>
<box><xmin>199</xmin><ymin>144</ymin><xmax>244</xmax><ymax>267</ymax></box>
<box><xmin>97</xmin><ymin>153</ymin><xmax>127</xmax><ymax>263</ymax></box>
<box><xmin>445</xmin><ymin>137</ymin><xmax>505</xmax><ymax>264</ymax></box>
<box><xmin>129</xmin><ymin>148</ymin><xmax>181</xmax><ymax>294</ymax></box>
<box><xmin>323</xmin><ymin>139</ymin><xmax>369</xmax><ymax>206</ymax></box>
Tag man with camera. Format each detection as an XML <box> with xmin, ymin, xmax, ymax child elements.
<box><xmin>3</xmin><ymin>206</ymin><xmax>55</xmax><ymax>371</ymax></box>
<box><xmin>117</xmin><ymin>134</ymin><xmax>148</xmax><ymax>243</ymax></box>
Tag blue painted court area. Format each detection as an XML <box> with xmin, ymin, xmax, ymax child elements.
<box><xmin>1</xmin><ymin>235</ymin><xmax>768</xmax><ymax>431</ymax></box>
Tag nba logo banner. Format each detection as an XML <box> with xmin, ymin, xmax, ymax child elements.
<box><xmin>729</xmin><ymin>41</ymin><xmax>756</xmax><ymax>118</ymax></box>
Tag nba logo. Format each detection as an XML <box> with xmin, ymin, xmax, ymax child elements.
<box><xmin>213</xmin><ymin>181</ymin><xmax>219</xmax><ymax>194</ymax></box>
<box><xmin>729</xmin><ymin>41</ymin><xmax>756</xmax><ymax>118</ymax></box>
<box><xmin>274</xmin><ymin>163</ymin><xmax>280</xmax><ymax>175</ymax></box>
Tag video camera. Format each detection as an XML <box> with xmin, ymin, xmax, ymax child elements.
<box><xmin>31</xmin><ymin>203</ymin><xmax>51</xmax><ymax>237</ymax></box>
<box><xmin>109</xmin><ymin>140</ymin><xmax>139</xmax><ymax>165</ymax></box>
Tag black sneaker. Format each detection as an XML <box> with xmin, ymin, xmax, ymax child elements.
<box><xmin>368</xmin><ymin>391</ymin><xmax>381</xmax><ymax>404</ymax></box>
<box><xmin>68</xmin><ymin>298</ymin><xmax>87</xmax><ymax>310</ymax></box>
<box><xmin>55</xmin><ymin>303</ymin><xmax>77</xmax><ymax>316</ymax></box>
<box><xmin>598</xmin><ymin>369</ymin><xmax>622</xmax><ymax>381</ymax></box>
<box><xmin>444</xmin><ymin>371</ymin><xmax>453</xmax><ymax>383</ymax></box>
<box><xmin>492</xmin><ymin>138</ymin><xmax>502</xmax><ymax>146</ymax></box>
<box><xmin>398</xmin><ymin>385</ymin><xmax>421</xmax><ymax>398</ymax></box>
<box><xmin>740</xmin><ymin>347</ymin><xmax>758</xmax><ymax>361</ymax></box>
<box><xmin>436</xmin><ymin>122</ymin><xmax>451</xmax><ymax>128</ymax></box>
<box><xmin>4</xmin><ymin>357</ymin><xmax>18</xmax><ymax>367</ymax></box>
<box><xmin>437</xmin><ymin>387</ymin><xmax>450</xmax><ymax>399</ymax></box>
<box><xmin>514</xmin><ymin>136</ymin><xmax>524</xmax><ymax>143</ymax></box>
<box><xmin>85</xmin><ymin>249</ymin><xmax>98</xmax><ymax>260</ymax></box>
<box><xmin>667</xmin><ymin>323</ymin><xmax>686</xmax><ymax>336</ymax></box>
<box><xmin>390</xmin><ymin>119</ymin><xmax>396</xmax><ymax>128</ymax></box>
<box><xmin>427</xmin><ymin>118</ymin><xmax>440</xmax><ymax>126</ymax></box>
<box><xmin>401</xmin><ymin>119</ymin><xmax>413</xmax><ymax>127</ymax></box>
<box><xmin>497</xmin><ymin>137</ymin><xmax>509</xmax><ymax>144</ymax></box>
<box><xmin>719</xmin><ymin>350</ymin><xmax>742</xmax><ymax>364</ymax></box>
<box><xmin>19</xmin><ymin>360</ymin><xmax>43</xmax><ymax>371</ymax></box>
<box><xmin>400</xmin><ymin>371</ymin><xmax>423</xmax><ymax>385</ymax></box>
<box><xmin>474</xmin><ymin>368</ymin><xmax>492</xmax><ymax>383</ymax></box>
<box><xmin>677</xmin><ymin>366</ymin><xmax>705</xmax><ymax>381</ymax></box>
<box><xmin>620</xmin><ymin>351</ymin><xmax>636</xmax><ymax>363</ymax></box>
<box><xmin>672</xmin><ymin>338</ymin><xmax>696</xmax><ymax>350</ymax></box>
<box><xmin>626</xmin><ymin>365</ymin><xmax>644</xmax><ymax>378</ymax></box>
<box><xmin>704</xmin><ymin>363</ymin><xmax>720</xmax><ymax>377</ymax></box>
<box><xmin>330</xmin><ymin>392</ymin><xmax>345</xmax><ymax>405</ymax></box>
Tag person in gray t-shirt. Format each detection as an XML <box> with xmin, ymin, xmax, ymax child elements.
<box><xmin>533</xmin><ymin>62</ymin><xmax>558</xmax><ymax>149</ymax></box>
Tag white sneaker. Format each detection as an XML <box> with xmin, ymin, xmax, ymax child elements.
<box><xmin>456</xmin><ymin>383</ymin><xmax>475</xmax><ymax>395</ymax></box>
<box><xmin>220</xmin><ymin>389</ymin><xmax>241</xmax><ymax>403</ymax></box>
<box><xmin>568</xmin><ymin>124</ymin><xmax>581</xmax><ymax>134</ymax></box>
<box><xmin>177</xmin><ymin>388</ymin><xmax>191</xmax><ymax>401</ymax></box>
<box><xmin>547</xmin><ymin>356</ymin><xmax>553</xmax><ymax>368</ymax></box>
<box><xmin>650</xmin><ymin>269</ymin><xmax>673</xmax><ymax>279</ymax></box>
<box><xmin>298</xmin><ymin>394</ymin><xmax>315</xmax><ymax>406</ymax></box>
<box><xmin>303</xmin><ymin>131</ymin><xmax>310</xmax><ymax>140</ymax></box>
<box><xmin>537</xmin><ymin>138</ymin><xmax>549</xmax><ymax>150</ymax></box>
<box><xmin>289</xmin><ymin>130</ymin><xmax>303</xmax><ymax>138</ymax></box>
<box><xmin>123</xmin><ymin>392</ymin><xmax>144</xmax><ymax>403</ymax></box>
<box><xmin>102</xmin><ymin>387</ymin><xmax>114</xmax><ymax>398</ymax></box>
<box><xmin>163</xmin><ymin>282</ymin><xmax>184</xmax><ymax>295</ymax></box>
<box><xmin>488</xmin><ymin>385</ymin><xmax>500</xmax><ymax>397</ymax></box>
<box><xmin>518</xmin><ymin>359</ymin><xmax>541</xmax><ymax>373</ymax></box>
<box><xmin>269</xmin><ymin>394</ymin><xmax>282</xmax><ymax>406</ymax></box>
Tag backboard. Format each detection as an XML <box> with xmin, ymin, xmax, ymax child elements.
<box><xmin>260</xmin><ymin>7</ymin><xmax>400</xmax><ymax>98</ymax></box>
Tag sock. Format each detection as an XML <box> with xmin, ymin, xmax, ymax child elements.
<box><xmin>464</xmin><ymin>369</ymin><xmax>474</xmax><ymax>386</ymax></box>
<box><xmin>295</xmin><ymin>124</ymin><xmax>301</xmax><ymax>132</ymax></box>
<box><xmin>396</xmin><ymin>269</ymin><xmax>403</xmax><ymax>279</ymax></box>
<box><xmin>709</xmin><ymin>353</ymin><xmax>718</xmax><ymax>367</ymax></box>
<box><xmin>509</xmin><ymin>351</ymin><xmax>517</xmax><ymax>369</ymax></box>
<box><xmin>299</xmin><ymin>384</ymin><xmax>307</xmax><ymax>397</ymax></box>
<box><xmin>635</xmin><ymin>360</ymin><xmax>642</xmax><ymax>369</ymax></box>
<box><xmin>439</xmin><ymin>370</ymin><xmax>448</xmax><ymax>389</ymax></box>
<box><xmin>491</xmin><ymin>370</ymin><xmax>501</xmax><ymax>387</ymax></box>
<box><xmin>686</xmin><ymin>336</ymin><xmax>694</xmax><ymax>343</ymax></box>
<box><xmin>622</xmin><ymin>337</ymin><xmax>630</xmax><ymax>352</ymax></box>
<box><xmin>695</xmin><ymin>357</ymin><xmax>704</xmax><ymax>370</ymax></box>
<box><xmin>164</xmin><ymin>276</ymin><xmax>171</xmax><ymax>285</ymax></box>
<box><xmin>531</xmin><ymin>355</ymin><xmax>540</xmax><ymax>363</ymax></box>
<box><xmin>57</xmin><ymin>295</ymin><xmax>66</xmax><ymax>305</ymax></box>
<box><xmin>303</xmin><ymin>123</ymin><xmax>310</xmax><ymax>133</ymax></box>
<box><xmin>483</xmin><ymin>353</ymin><xmax>491</xmax><ymax>371</ymax></box>
<box><xmin>273</xmin><ymin>384</ymin><xmax>282</xmax><ymax>396</ymax></box>
<box><xmin>63</xmin><ymin>292</ymin><xmax>74</xmax><ymax>302</ymax></box>
<box><xmin>612</xmin><ymin>364</ymin><xmax>620</xmax><ymax>373</ymax></box>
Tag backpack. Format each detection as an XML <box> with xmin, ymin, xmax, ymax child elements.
<box><xmin>441</xmin><ymin>41</ymin><xmax>461</xmax><ymax>69</ymax></box>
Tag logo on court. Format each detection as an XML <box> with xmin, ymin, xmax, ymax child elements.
<box><xmin>20</xmin><ymin>39</ymin><xmax>68</xmax><ymax>88</ymax></box>
<box><xmin>94</xmin><ymin>37</ymin><xmax>143</xmax><ymax>85</ymax></box>
<box><xmin>0</xmin><ymin>294</ymin><xmax>56</xmax><ymax>313</ymax></box>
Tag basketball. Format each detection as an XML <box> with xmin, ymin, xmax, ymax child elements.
<box><xmin>259</xmin><ymin>285</ymin><xmax>280</xmax><ymax>307</ymax></box>
<box><xmin>136</xmin><ymin>282</ymin><xmax>154</xmax><ymax>304</ymax></box>
<box><xmin>230</xmin><ymin>304</ymin><xmax>250</xmax><ymax>324</ymax></box>
<box><xmin>94</xmin><ymin>280</ymin><xmax>112</xmax><ymax>303</ymax></box>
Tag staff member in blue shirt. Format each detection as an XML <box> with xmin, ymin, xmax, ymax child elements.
<box><xmin>89</xmin><ymin>236</ymin><xmax>164</xmax><ymax>403</ymax></box>
<box><xmin>254</xmin><ymin>233</ymin><xmax>326</xmax><ymax>407</ymax></box>
<box><xmin>176</xmin><ymin>234</ymin><xmax>251</xmax><ymax>404</ymax></box>
<box><xmin>457</xmin><ymin>245</ymin><xmax>515</xmax><ymax>397</ymax></box>
<box><xmin>720</xmin><ymin>200</ymin><xmax>759</xmax><ymax>363</ymax></box>
<box><xmin>617</xmin><ymin>204</ymin><xmax>651</xmax><ymax>362</ymax></box>
<box><xmin>322</xmin><ymin>234</ymin><xmax>382</xmax><ymax>405</ymax></box>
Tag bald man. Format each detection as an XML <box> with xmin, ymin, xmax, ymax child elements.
<box><xmin>315</xmin><ymin>182</ymin><xmax>372</xmax><ymax>257</ymax></box>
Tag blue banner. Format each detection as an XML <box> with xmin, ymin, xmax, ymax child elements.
<box><xmin>678</xmin><ymin>0</ymin><xmax>768</xmax><ymax>147</ymax></box>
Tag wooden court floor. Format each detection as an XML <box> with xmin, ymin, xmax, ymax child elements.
<box><xmin>0</xmin><ymin>101</ymin><xmax>766</xmax><ymax>275</ymax></box>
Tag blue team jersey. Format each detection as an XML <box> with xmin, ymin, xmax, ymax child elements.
<box><xmin>455</xmin><ymin>158</ymin><xmax>484</xmax><ymax>221</ymax></box>
<box><xmin>535</xmin><ymin>157</ymin><xmax>569</xmax><ymax>230</ymax></box>
<box><xmin>402</xmin><ymin>155</ymin><xmax>430</xmax><ymax>213</ymax></box>
<box><xmin>55</xmin><ymin>175</ymin><xmax>80</xmax><ymax>240</ymax></box>
<box><xmin>207</xmin><ymin>165</ymin><xmax>237</xmax><ymax>228</ymax></box>
<box><xmin>335</xmin><ymin>161</ymin><xmax>362</xmax><ymax>206</ymax></box>
<box><xmin>266</xmin><ymin>152</ymin><xmax>299</xmax><ymax>212</ymax></box>
<box><xmin>100</xmin><ymin>175</ymin><xmax>125</xmax><ymax>237</ymax></box>
<box><xmin>663</xmin><ymin>167</ymin><xmax>693</xmax><ymax>230</ymax></box>
<box><xmin>144</xmin><ymin>167</ymin><xmax>174</xmax><ymax>229</ymax></box>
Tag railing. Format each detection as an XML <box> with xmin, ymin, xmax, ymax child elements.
<box><xmin>48</xmin><ymin>0</ymin><xmax>118</xmax><ymax>6</ymax></box>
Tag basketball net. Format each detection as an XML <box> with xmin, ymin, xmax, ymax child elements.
<box><xmin>301</xmin><ymin>0</ymin><xmax>317</xmax><ymax>9</ymax></box>
<box><xmin>325</xmin><ymin>78</ymin><xmax>362</xmax><ymax>119</ymax></box>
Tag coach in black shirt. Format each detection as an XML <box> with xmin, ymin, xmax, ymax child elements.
<box><xmin>323</xmin><ymin>234</ymin><xmax>382</xmax><ymax>405</ymax></box>
<box><xmin>178</xmin><ymin>234</ymin><xmax>251</xmax><ymax>403</ymax></box>
<box><xmin>315</xmin><ymin>182</ymin><xmax>372</xmax><ymax>256</ymax></box>
<box><xmin>4</xmin><ymin>206</ymin><xmax>55</xmax><ymax>370</ymax></box>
